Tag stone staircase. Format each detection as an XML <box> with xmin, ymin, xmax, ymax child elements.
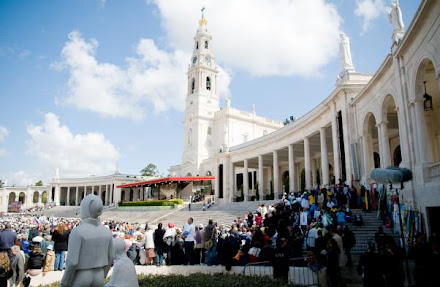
<box><xmin>347</xmin><ymin>209</ymin><xmax>384</xmax><ymax>254</ymax></box>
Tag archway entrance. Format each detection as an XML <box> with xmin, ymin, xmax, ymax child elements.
<box><xmin>33</xmin><ymin>192</ymin><xmax>39</xmax><ymax>204</ymax></box>
<box><xmin>18</xmin><ymin>192</ymin><xmax>25</xmax><ymax>204</ymax></box>
<box><xmin>363</xmin><ymin>113</ymin><xmax>380</xmax><ymax>177</ymax></box>
<box><xmin>42</xmin><ymin>191</ymin><xmax>48</xmax><ymax>204</ymax></box>
<box><xmin>382</xmin><ymin>95</ymin><xmax>401</xmax><ymax>167</ymax></box>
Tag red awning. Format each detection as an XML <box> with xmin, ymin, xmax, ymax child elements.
<box><xmin>117</xmin><ymin>176</ymin><xmax>215</xmax><ymax>188</ymax></box>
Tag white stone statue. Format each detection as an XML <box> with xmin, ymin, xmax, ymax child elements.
<box><xmin>55</xmin><ymin>167</ymin><xmax>59</xmax><ymax>179</ymax></box>
<box><xmin>388</xmin><ymin>0</ymin><xmax>405</xmax><ymax>45</ymax></box>
<box><xmin>105</xmin><ymin>238</ymin><xmax>139</xmax><ymax>287</ymax></box>
<box><xmin>61</xmin><ymin>194</ymin><xmax>114</xmax><ymax>287</ymax></box>
<box><xmin>226</xmin><ymin>97</ymin><xmax>231</xmax><ymax>108</ymax></box>
<box><xmin>339</xmin><ymin>33</ymin><xmax>355</xmax><ymax>73</ymax></box>
<box><xmin>223</xmin><ymin>123</ymin><xmax>229</xmax><ymax>147</ymax></box>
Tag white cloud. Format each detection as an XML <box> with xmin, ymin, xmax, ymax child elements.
<box><xmin>151</xmin><ymin>0</ymin><xmax>342</xmax><ymax>77</ymax></box>
<box><xmin>26</xmin><ymin>113</ymin><xmax>120</xmax><ymax>178</ymax></box>
<box><xmin>0</xmin><ymin>126</ymin><xmax>8</xmax><ymax>142</ymax></box>
<box><xmin>2</xmin><ymin>170</ymin><xmax>36</xmax><ymax>187</ymax></box>
<box><xmin>354</xmin><ymin>0</ymin><xmax>389</xmax><ymax>33</ymax></box>
<box><xmin>55</xmin><ymin>31</ymin><xmax>231</xmax><ymax>119</ymax></box>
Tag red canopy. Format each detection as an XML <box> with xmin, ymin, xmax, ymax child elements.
<box><xmin>117</xmin><ymin>176</ymin><xmax>215</xmax><ymax>188</ymax></box>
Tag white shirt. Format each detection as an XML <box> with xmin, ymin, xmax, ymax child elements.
<box><xmin>183</xmin><ymin>223</ymin><xmax>196</xmax><ymax>242</ymax></box>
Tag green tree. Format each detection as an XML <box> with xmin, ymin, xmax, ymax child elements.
<box><xmin>140</xmin><ymin>163</ymin><xmax>159</xmax><ymax>176</ymax></box>
<box><xmin>0</xmin><ymin>180</ymin><xmax>4</xmax><ymax>188</ymax></box>
<box><xmin>35</xmin><ymin>180</ymin><xmax>43</xmax><ymax>186</ymax></box>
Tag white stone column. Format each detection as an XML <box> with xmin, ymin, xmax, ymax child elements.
<box><xmin>105</xmin><ymin>185</ymin><xmax>109</xmax><ymax>205</ymax></box>
<box><xmin>320</xmin><ymin>128</ymin><xmax>330</xmax><ymax>186</ymax></box>
<box><xmin>330</xmin><ymin>104</ymin><xmax>341</xmax><ymax>182</ymax></box>
<box><xmin>414</xmin><ymin>101</ymin><xmax>430</xmax><ymax>163</ymax></box>
<box><xmin>98</xmin><ymin>185</ymin><xmax>102</xmax><ymax>201</ymax></box>
<box><xmin>379</xmin><ymin>121</ymin><xmax>391</xmax><ymax>168</ymax></box>
<box><xmin>54</xmin><ymin>185</ymin><xmax>60</xmax><ymax>206</ymax></box>
<box><xmin>273</xmin><ymin>151</ymin><xmax>280</xmax><ymax>199</ymax></box>
<box><xmin>288</xmin><ymin>144</ymin><xmax>295</xmax><ymax>193</ymax></box>
<box><xmin>75</xmin><ymin>187</ymin><xmax>79</xmax><ymax>206</ymax></box>
<box><xmin>304</xmin><ymin>137</ymin><xmax>312</xmax><ymax>191</ymax></box>
<box><xmin>362</xmin><ymin>135</ymin><xmax>371</xmax><ymax>181</ymax></box>
<box><xmin>66</xmin><ymin>187</ymin><xmax>70</xmax><ymax>206</ymax></box>
<box><xmin>243</xmin><ymin>159</ymin><xmax>249</xmax><ymax>201</ymax></box>
<box><xmin>258</xmin><ymin>155</ymin><xmax>264</xmax><ymax>199</ymax></box>
<box><xmin>109</xmin><ymin>184</ymin><xmax>113</xmax><ymax>204</ymax></box>
<box><xmin>83</xmin><ymin>186</ymin><xmax>87</xmax><ymax>198</ymax></box>
<box><xmin>229</xmin><ymin>162</ymin><xmax>235</xmax><ymax>202</ymax></box>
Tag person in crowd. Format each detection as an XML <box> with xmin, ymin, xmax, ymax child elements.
<box><xmin>336</xmin><ymin>208</ymin><xmax>346</xmax><ymax>227</ymax></box>
<box><xmin>144</xmin><ymin>223</ymin><xmax>155</xmax><ymax>265</ymax></box>
<box><xmin>314</xmin><ymin>230</ymin><xmax>327</xmax><ymax>267</ymax></box>
<box><xmin>20</xmin><ymin>235</ymin><xmax>30</xmax><ymax>257</ymax></box>
<box><xmin>0</xmin><ymin>224</ymin><xmax>16</xmax><ymax>259</ymax></box>
<box><xmin>204</xmin><ymin>219</ymin><xmax>217</xmax><ymax>266</ymax></box>
<box><xmin>182</xmin><ymin>217</ymin><xmax>196</xmax><ymax>265</ymax></box>
<box><xmin>194</xmin><ymin>224</ymin><xmax>205</xmax><ymax>265</ymax></box>
<box><xmin>375</xmin><ymin>226</ymin><xmax>387</xmax><ymax>251</ymax></box>
<box><xmin>0</xmin><ymin>252</ymin><xmax>11</xmax><ymax>287</ymax></box>
<box><xmin>40</xmin><ymin>234</ymin><xmax>53</xmax><ymax>256</ymax></box>
<box><xmin>163</xmin><ymin>222</ymin><xmax>176</xmax><ymax>266</ymax></box>
<box><xmin>342</xmin><ymin>226</ymin><xmax>355</xmax><ymax>267</ymax></box>
<box><xmin>326</xmin><ymin>238</ymin><xmax>340</xmax><ymax>287</ymax></box>
<box><xmin>26</xmin><ymin>246</ymin><xmax>44</xmax><ymax>276</ymax></box>
<box><xmin>271</xmin><ymin>238</ymin><xmax>290</xmax><ymax>282</ymax></box>
<box><xmin>9</xmin><ymin>245</ymin><xmax>25</xmax><ymax>287</ymax></box>
<box><xmin>52</xmin><ymin>222</ymin><xmax>69</xmax><ymax>271</ymax></box>
<box><xmin>42</xmin><ymin>244</ymin><xmax>55</xmax><ymax>275</ymax></box>
<box><xmin>154</xmin><ymin>223</ymin><xmax>166</xmax><ymax>267</ymax></box>
<box><xmin>357</xmin><ymin>243</ymin><xmax>385</xmax><ymax>287</ymax></box>
<box><xmin>409</xmin><ymin>233</ymin><xmax>431</xmax><ymax>287</ymax></box>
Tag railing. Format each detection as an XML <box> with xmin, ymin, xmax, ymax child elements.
<box><xmin>242</xmin><ymin>257</ymin><xmax>321</xmax><ymax>287</ymax></box>
<box><xmin>428</xmin><ymin>162</ymin><xmax>440</xmax><ymax>182</ymax></box>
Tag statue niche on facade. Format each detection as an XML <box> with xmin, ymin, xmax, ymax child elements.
<box><xmin>61</xmin><ymin>194</ymin><xmax>114</xmax><ymax>287</ymax></box>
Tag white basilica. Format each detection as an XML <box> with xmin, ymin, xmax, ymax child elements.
<box><xmin>170</xmin><ymin>1</ymin><xmax>440</xmax><ymax>234</ymax></box>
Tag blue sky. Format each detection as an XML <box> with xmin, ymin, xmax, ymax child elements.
<box><xmin>0</xmin><ymin>0</ymin><xmax>421</xmax><ymax>185</ymax></box>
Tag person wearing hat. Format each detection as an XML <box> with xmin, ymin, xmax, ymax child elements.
<box><xmin>42</xmin><ymin>244</ymin><xmax>55</xmax><ymax>274</ymax></box>
<box><xmin>194</xmin><ymin>224</ymin><xmax>205</xmax><ymax>265</ymax></box>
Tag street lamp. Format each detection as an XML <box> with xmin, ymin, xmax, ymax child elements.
<box><xmin>423</xmin><ymin>81</ymin><xmax>433</xmax><ymax>111</ymax></box>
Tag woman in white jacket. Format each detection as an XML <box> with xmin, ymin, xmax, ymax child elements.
<box><xmin>144</xmin><ymin>223</ymin><xmax>155</xmax><ymax>265</ymax></box>
<box><xmin>163</xmin><ymin>223</ymin><xmax>176</xmax><ymax>266</ymax></box>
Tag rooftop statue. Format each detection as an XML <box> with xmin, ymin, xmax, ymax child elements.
<box><xmin>388</xmin><ymin>0</ymin><xmax>405</xmax><ymax>45</ymax></box>
<box><xmin>61</xmin><ymin>194</ymin><xmax>114</xmax><ymax>287</ymax></box>
<box><xmin>339</xmin><ymin>33</ymin><xmax>355</xmax><ymax>74</ymax></box>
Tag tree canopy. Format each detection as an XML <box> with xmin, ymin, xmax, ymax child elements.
<box><xmin>140</xmin><ymin>163</ymin><xmax>159</xmax><ymax>176</ymax></box>
<box><xmin>35</xmin><ymin>180</ymin><xmax>43</xmax><ymax>186</ymax></box>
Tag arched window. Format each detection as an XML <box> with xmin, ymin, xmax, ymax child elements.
<box><xmin>206</xmin><ymin>77</ymin><xmax>211</xmax><ymax>90</ymax></box>
<box><xmin>196</xmin><ymin>41</ymin><xmax>199</xmax><ymax>49</ymax></box>
<box><xmin>191</xmin><ymin>78</ymin><xmax>195</xmax><ymax>94</ymax></box>
<box><xmin>205</xmin><ymin>41</ymin><xmax>208</xmax><ymax>49</ymax></box>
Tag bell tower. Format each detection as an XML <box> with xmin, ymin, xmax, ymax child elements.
<box><xmin>181</xmin><ymin>8</ymin><xmax>219</xmax><ymax>176</ymax></box>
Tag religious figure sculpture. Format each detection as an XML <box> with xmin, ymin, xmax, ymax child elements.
<box><xmin>388</xmin><ymin>0</ymin><xmax>405</xmax><ymax>46</ymax></box>
<box><xmin>61</xmin><ymin>194</ymin><xmax>114</xmax><ymax>287</ymax></box>
<box><xmin>225</xmin><ymin>97</ymin><xmax>231</xmax><ymax>108</ymax></box>
<box><xmin>223</xmin><ymin>123</ymin><xmax>229</xmax><ymax>148</ymax></box>
<box><xmin>105</xmin><ymin>238</ymin><xmax>139</xmax><ymax>287</ymax></box>
<box><xmin>339</xmin><ymin>33</ymin><xmax>355</xmax><ymax>74</ymax></box>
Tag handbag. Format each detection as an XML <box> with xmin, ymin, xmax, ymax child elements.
<box><xmin>22</xmin><ymin>275</ymin><xmax>31</xmax><ymax>287</ymax></box>
<box><xmin>204</xmin><ymin>228</ymin><xmax>215</xmax><ymax>250</ymax></box>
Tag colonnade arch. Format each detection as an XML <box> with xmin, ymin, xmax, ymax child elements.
<box><xmin>18</xmin><ymin>192</ymin><xmax>25</xmax><ymax>204</ymax></box>
<box><xmin>363</xmin><ymin>112</ymin><xmax>380</xmax><ymax>179</ymax></box>
<box><xmin>33</xmin><ymin>191</ymin><xmax>39</xmax><ymax>204</ymax></box>
<box><xmin>414</xmin><ymin>58</ymin><xmax>440</xmax><ymax>163</ymax></box>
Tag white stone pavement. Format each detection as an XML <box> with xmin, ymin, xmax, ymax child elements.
<box><xmin>29</xmin><ymin>264</ymin><xmax>326</xmax><ymax>287</ymax></box>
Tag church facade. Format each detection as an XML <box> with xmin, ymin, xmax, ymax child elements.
<box><xmin>171</xmin><ymin>0</ymin><xmax>440</xmax><ymax>235</ymax></box>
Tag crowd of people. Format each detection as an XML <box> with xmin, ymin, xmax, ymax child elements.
<box><xmin>0</xmin><ymin>184</ymin><xmax>438</xmax><ymax>286</ymax></box>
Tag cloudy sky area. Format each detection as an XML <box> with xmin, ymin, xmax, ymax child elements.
<box><xmin>0</xmin><ymin>0</ymin><xmax>420</xmax><ymax>185</ymax></box>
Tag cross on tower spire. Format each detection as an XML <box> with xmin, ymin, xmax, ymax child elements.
<box><xmin>201</xmin><ymin>7</ymin><xmax>205</xmax><ymax>19</ymax></box>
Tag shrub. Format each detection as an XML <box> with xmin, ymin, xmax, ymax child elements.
<box><xmin>37</xmin><ymin>273</ymin><xmax>294</xmax><ymax>287</ymax></box>
<box><xmin>118</xmin><ymin>199</ymin><xmax>184</xmax><ymax>207</ymax></box>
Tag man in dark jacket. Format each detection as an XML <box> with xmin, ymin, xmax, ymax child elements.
<box><xmin>204</xmin><ymin>220</ymin><xmax>217</xmax><ymax>266</ymax></box>
<box><xmin>154</xmin><ymin>223</ymin><xmax>166</xmax><ymax>266</ymax></box>
<box><xmin>0</xmin><ymin>224</ymin><xmax>16</xmax><ymax>259</ymax></box>
<box><xmin>271</xmin><ymin>238</ymin><xmax>290</xmax><ymax>282</ymax></box>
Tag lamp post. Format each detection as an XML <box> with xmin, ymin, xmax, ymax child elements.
<box><xmin>423</xmin><ymin>81</ymin><xmax>433</xmax><ymax>111</ymax></box>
